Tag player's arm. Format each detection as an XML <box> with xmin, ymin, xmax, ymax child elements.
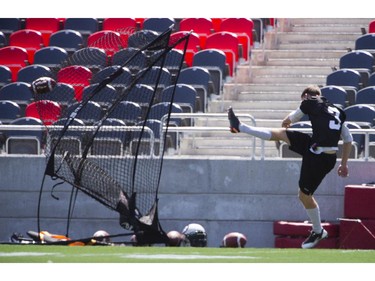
<box><xmin>282</xmin><ymin>108</ymin><xmax>304</xmax><ymax>128</ymax></box>
<box><xmin>338</xmin><ymin>123</ymin><xmax>353</xmax><ymax>177</ymax></box>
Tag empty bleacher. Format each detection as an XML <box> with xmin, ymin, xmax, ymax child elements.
<box><xmin>0</xmin><ymin>18</ymin><xmax>375</xmax><ymax>159</ymax></box>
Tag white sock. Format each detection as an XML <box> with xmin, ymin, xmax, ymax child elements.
<box><xmin>306</xmin><ymin>207</ymin><xmax>323</xmax><ymax>233</ymax></box>
<box><xmin>239</xmin><ymin>123</ymin><xmax>272</xmax><ymax>140</ymax></box>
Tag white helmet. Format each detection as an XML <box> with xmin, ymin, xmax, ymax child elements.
<box><xmin>182</xmin><ymin>223</ymin><xmax>207</xmax><ymax>247</ymax></box>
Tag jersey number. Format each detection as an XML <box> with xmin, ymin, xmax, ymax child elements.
<box><xmin>327</xmin><ymin>106</ymin><xmax>341</xmax><ymax>130</ymax></box>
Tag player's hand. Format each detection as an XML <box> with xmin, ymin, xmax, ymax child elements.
<box><xmin>281</xmin><ymin>118</ymin><xmax>291</xmax><ymax>128</ymax></box>
<box><xmin>338</xmin><ymin>164</ymin><xmax>349</xmax><ymax>177</ymax></box>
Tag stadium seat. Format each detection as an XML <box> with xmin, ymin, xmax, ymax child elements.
<box><xmin>355</xmin><ymin>86</ymin><xmax>375</xmax><ymax>105</ymax></box>
<box><xmin>0</xmin><ymin>100</ymin><xmax>22</xmax><ymax>124</ymax></box>
<box><xmin>111</xmin><ymin>47</ymin><xmax>148</xmax><ymax>73</ymax></box>
<box><xmin>90</xmin><ymin>65</ymin><xmax>121</xmax><ymax>84</ymax></box>
<box><xmin>369</xmin><ymin>19</ymin><xmax>375</xmax><ymax>33</ymax></box>
<box><xmin>9</xmin><ymin>29</ymin><xmax>44</xmax><ymax>64</ymax></box>
<box><xmin>64</xmin><ymin>101</ymin><xmax>103</xmax><ymax>125</ymax></box>
<box><xmin>110</xmin><ymin>67</ymin><xmax>133</xmax><ymax>92</ymax></box>
<box><xmin>108</xmin><ymin>100</ymin><xmax>143</xmax><ymax>125</ymax></box>
<box><xmin>137</xmin><ymin>66</ymin><xmax>172</xmax><ymax>93</ymax></box>
<box><xmin>369</xmin><ymin>72</ymin><xmax>375</xmax><ymax>86</ymax></box>
<box><xmin>320</xmin><ymin>85</ymin><xmax>348</xmax><ymax>108</ymax></box>
<box><xmin>66</xmin><ymin>47</ymin><xmax>108</xmax><ymax>74</ymax></box>
<box><xmin>57</xmin><ymin>65</ymin><xmax>93</xmax><ymax>101</ymax></box>
<box><xmin>50</xmin><ymin>117</ymin><xmax>86</xmax><ymax>156</ymax></box>
<box><xmin>25</xmin><ymin>100</ymin><xmax>62</xmax><ymax>125</ymax></box>
<box><xmin>326</xmin><ymin>69</ymin><xmax>362</xmax><ymax>106</ymax></box>
<box><xmin>160</xmin><ymin>84</ymin><xmax>197</xmax><ymax>114</ymax></box>
<box><xmin>91</xmin><ymin>118</ymin><xmax>128</xmax><ymax>156</ymax></box>
<box><xmin>131</xmin><ymin>119</ymin><xmax>162</xmax><ymax>156</ymax></box>
<box><xmin>0</xmin><ymin>31</ymin><xmax>7</xmax><ymax>47</ymax></box>
<box><xmin>151</xmin><ymin>48</ymin><xmax>186</xmax><ymax>78</ymax></box>
<box><xmin>63</xmin><ymin>18</ymin><xmax>99</xmax><ymax>41</ymax></box>
<box><xmin>149</xmin><ymin>101</ymin><xmax>183</xmax><ymax>126</ymax></box>
<box><xmin>87</xmin><ymin>30</ymin><xmax>126</xmax><ymax>57</ymax></box>
<box><xmin>0</xmin><ymin>18</ymin><xmax>22</xmax><ymax>40</ymax></box>
<box><xmin>0</xmin><ymin>65</ymin><xmax>12</xmax><ymax>88</ymax></box>
<box><xmin>211</xmin><ymin>18</ymin><xmax>223</xmax><ymax>32</ymax></box>
<box><xmin>192</xmin><ymin>48</ymin><xmax>227</xmax><ymax>95</ymax></box>
<box><xmin>0</xmin><ymin>81</ymin><xmax>34</xmax><ymax>113</ymax></box>
<box><xmin>33</xmin><ymin>46</ymin><xmax>69</xmax><ymax>70</ymax></box>
<box><xmin>339</xmin><ymin>50</ymin><xmax>375</xmax><ymax>88</ymax></box>
<box><xmin>81</xmin><ymin>83</ymin><xmax>117</xmax><ymax>108</ymax></box>
<box><xmin>25</xmin><ymin>18</ymin><xmax>61</xmax><ymax>46</ymax></box>
<box><xmin>6</xmin><ymin>116</ymin><xmax>44</xmax><ymax>155</ymax></box>
<box><xmin>0</xmin><ymin>46</ymin><xmax>29</xmax><ymax>81</ymax></box>
<box><xmin>205</xmin><ymin>31</ymin><xmax>240</xmax><ymax>76</ymax></box>
<box><xmin>344</xmin><ymin>104</ymin><xmax>375</xmax><ymax>128</ymax></box>
<box><xmin>355</xmin><ymin>33</ymin><xmax>375</xmax><ymax>56</ymax></box>
<box><xmin>219</xmin><ymin>18</ymin><xmax>254</xmax><ymax>61</ymax></box>
<box><xmin>177</xmin><ymin>66</ymin><xmax>213</xmax><ymax>112</ymax></box>
<box><xmin>49</xmin><ymin>29</ymin><xmax>84</xmax><ymax>54</ymax></box>
<box><xmin>41</xmin><ymin>82</ymin><xmax>76</xmax><ymax>109</ymax></box>
<box><xmin>127</xmin><ymin>29</ymin><xmax>159</xmax><ymax>49</ymax></box>
<box><xmin>125</xmin><ymin>83</ymin><xmax>155</xmax><ymax>115</ymax></box>
<box><xmin>17</xmin><ymin>64</ymin><xmax>54</xmax><ymax>83</ymax></box>
<box><xmin>170</xmin><ymin>31</ymin><xmax>201</xmax><ymax>66</ymax></box>
<box><xmin>178</xmin><ymin>18</ymin><xmax>214</xmax><ymax>49</ymax></box>
<box><xmin>143</xmin><ymin>18</ymin><xmax>175</xmax><ymax>33</ymax></box>
<box><xmin>102</xmin><ymin>18</ymin><xmax>137</xmax><ymax>44</ymax></box>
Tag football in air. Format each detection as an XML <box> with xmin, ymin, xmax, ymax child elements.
<box><xmin>167</xmin><ymin>230</ymin><xmax>185</xmax><ymax>247</ymax></box>
<box><xmin>221</xmin><ymin>232</ymin><xmax>247</xmax><ymax>248</ymax></box>
<box><xmin>31</xmin><ymin>76</ymin><xmax>57</xmax><ymax>94</ymax></box>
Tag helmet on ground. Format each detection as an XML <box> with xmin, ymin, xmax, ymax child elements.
<box><xmin>182</xmin><ymin>223</ymin><xmax>207</xmax><ymax>247</ymax></box>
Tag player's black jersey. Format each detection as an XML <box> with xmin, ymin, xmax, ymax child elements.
<box><xmin>300</xmin><ymin>96</ymin><xmax>346</xmax><ymax>147</ymax></box>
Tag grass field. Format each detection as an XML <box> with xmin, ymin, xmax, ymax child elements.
<box><xmin>0</xmin><ymin>244</ymin><xmax>375</xmax><ymax>263</ymax></box>
<box><xmin>1</xmin><ymin>245</ymin><xmax>374</xmax><ymax>280</ymax></box>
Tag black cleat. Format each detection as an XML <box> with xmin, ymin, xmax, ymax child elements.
<box><xmin>301</xmin><ymin>229</ymin><xmax>328</xmax><ymax>249</ymax></box>
<box><xmin>227</xmin><ymin>107</ymin><xmax>240</xmax><ymax>133</ymax></box>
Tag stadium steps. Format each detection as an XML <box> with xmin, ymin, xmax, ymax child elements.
<box><xmin>176</xmin><ymin>18</ymin><xmax>372</xmax><ymax>158</ymax></box>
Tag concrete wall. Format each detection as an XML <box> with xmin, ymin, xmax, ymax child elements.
<box><xmin>1</xmin><ymin>155</ymin><xmax>374</xmax><ymax>247</ymax></box>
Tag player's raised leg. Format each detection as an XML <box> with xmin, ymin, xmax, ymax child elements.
<box><xmin>227</xmin><ymin>107</ymin><xmax>290</xmax><ymax>144</ymax></box>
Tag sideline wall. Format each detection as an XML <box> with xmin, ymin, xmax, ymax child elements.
<box><xmin>0</xmin><ymin>156</ymin><xmax>374</xmax><ymax>247</ymax></box>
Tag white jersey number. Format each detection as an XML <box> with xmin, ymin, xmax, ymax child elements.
<box><xmin>328</xmin><ymin>106</ymin><xmax>341</xmax><ymax>130</ymax></box>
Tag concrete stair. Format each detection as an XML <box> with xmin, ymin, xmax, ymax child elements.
<box><xmin>175</xmin><ymin>18</ymin><xmax>373</xmax><ymax>158</ymax></box>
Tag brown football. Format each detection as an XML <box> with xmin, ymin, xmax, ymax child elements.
<box><xmin>222</xmin><ymin>232</ymin><xmax>247</xmax><ymax>248</ymax></box>
<box><xmin>31</xmin><ymin>76</ymin><xmax>57</xmax><ymax>94</ymax></box>
<box><xmin>167</xmin><ymin>230</ymin><xmax>184</xmax><ymax>247</ymax></box>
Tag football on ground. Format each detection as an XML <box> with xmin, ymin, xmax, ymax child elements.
<box><xmin>92</xmin><ymin>230</ymin><xmax>111</xmax><ymax>243</ymax></box>
<box><xmin>167</xmin><ymin>230</ymin><xmax>184</xmax><ymax>246</ymax></box>
<box><xmin>222</xmin><ymin>232</ymin><xmax>247</xmax><ymax>248</ymax></box>
<box><xmin>31</xmin><ymin>76</ymin><xmax>57</xmax><ymax>94</ymax></box>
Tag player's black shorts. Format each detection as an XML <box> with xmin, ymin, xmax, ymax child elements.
<box><xmin>286</xmin><ymin>130</ymin><xmax>337</xmax><ymax>195</ymax></box>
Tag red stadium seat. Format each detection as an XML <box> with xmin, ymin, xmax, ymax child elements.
<box><xmin>87</xmin><ymin>30</ymin><xmax>126</xmax><ymax>57</ymax></box>
<box><xmin>57</xmin><ymin>65</ymin><xmax>92</xmax><ymax>101</ymax></box>
<box><xmin>0</xmin><ymin>46</ymin><xmax>29</xmax><ymax>81</ymax></box>
<box><xmin>219</xmin><ymin>18</ymin><xmax>254</xmax><ymax>61</ymax></box>
<box><xmin>179</xmin><ymin>18</ymin><xmax>214</xmax><ymax>49</ymax></box>
<box><xmin>25</xmin><ymin>100</ymin><xmax>61</xmax><ymax>125</ymax></box>
<box><xmin>102</xmin><ymin>18</ymin><xmax>137</xmax><ymax>45</ymax></box>
<box><xmin>9</xmin><ymin>29</ymin><xmax>44</xmax><ymax>64</ymax></box>
<box><xmin>369</xmin><ymin>19</ymin><xmax>375</xmax><ymax>33</ymax></box>
<box><xmin>25</xmin><ymin>18</ymin><xmax>61</xmax><ymax>46</ymax></box>
<box><xmin>205</xmin><ymin>31</ymin><xmax>239</xmax><ymax>76</ymax></box>
<box><xmin>210</xmin><ymin>18</ymin><xmax>223</xmax><ymax>32</ymax></box>
<box><xmin>170</xmin><ymin>31</ymin><xmax>201</xmax><ymax>66</ymax></box>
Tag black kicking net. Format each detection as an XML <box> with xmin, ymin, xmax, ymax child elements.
<box><xmin>34</xmin><ymin>28</ymin><xmax>191</xmax><ymax>245</ymax></box>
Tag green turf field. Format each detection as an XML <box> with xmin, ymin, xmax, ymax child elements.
<box><xmin>0</xmin><ymin>244</ymin><xmax>374</xmax><ymax>263</ymax></box>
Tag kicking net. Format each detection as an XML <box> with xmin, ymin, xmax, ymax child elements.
<box><xmin>33</xmin><ymin>27</ymin><xmax>191</xmax><ymax>245</ymax></box>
